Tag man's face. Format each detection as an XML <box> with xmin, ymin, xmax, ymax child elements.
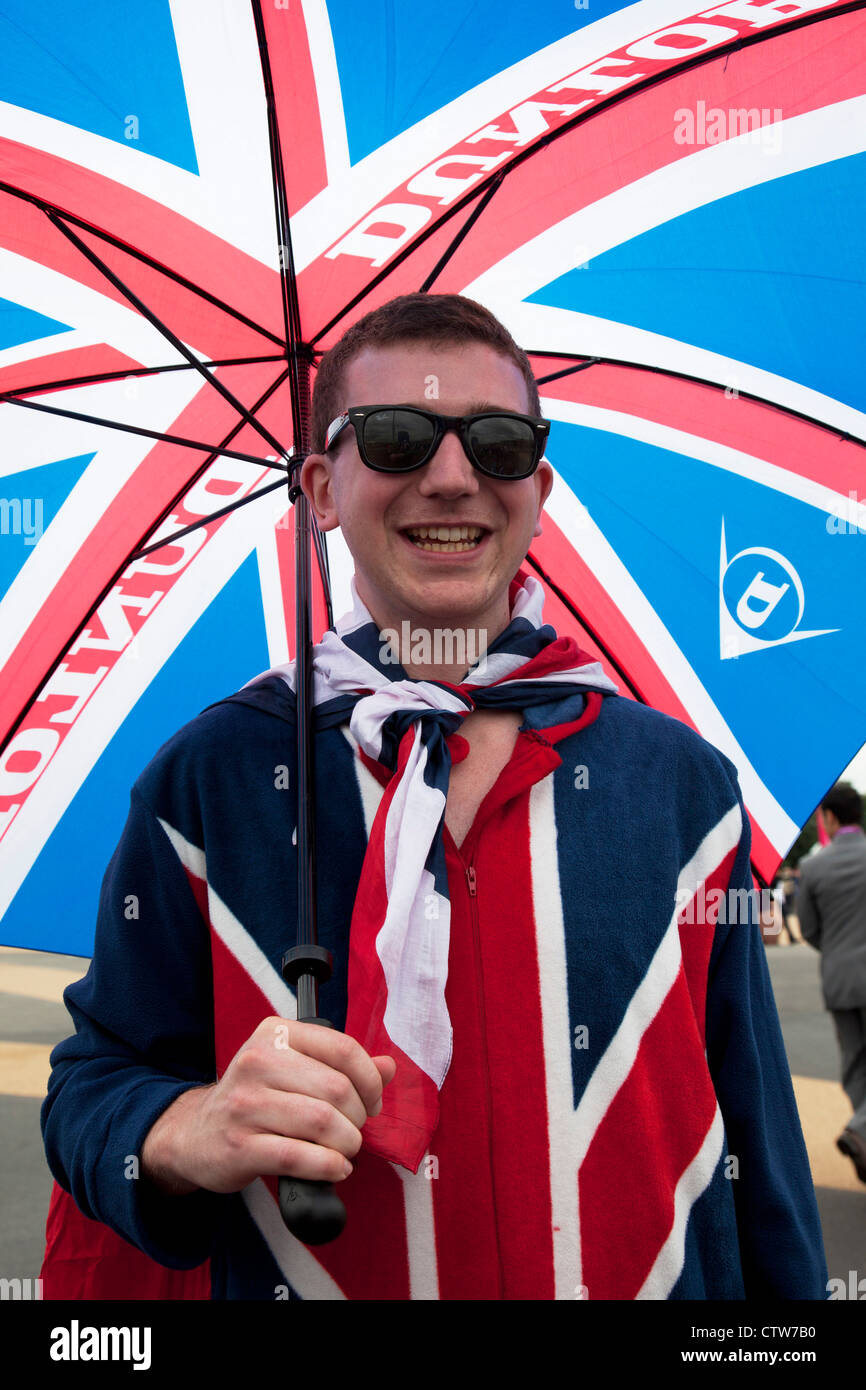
<box><xmin>301</xmin><ymin>340</ymin><xmax>553</xmax><ymax>639</ymax></box>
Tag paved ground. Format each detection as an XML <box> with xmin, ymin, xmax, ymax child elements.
<box><xmin>0</xmin><ymin>935</ymin><xmax>863</xmax><ymax>1292</ymax></box>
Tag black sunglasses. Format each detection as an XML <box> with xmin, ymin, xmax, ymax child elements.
<box><xmin>325</xmin><ymin>405</ymin><xmax>550</xmax><ymax>480</ymax></box>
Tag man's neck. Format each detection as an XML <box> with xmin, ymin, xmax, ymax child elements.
<box><xmin>392</xmin><ymin>618</ymin><xmax>501</xmax><ymax>685</ymax></box>
<box><xmin>360</xmin><ymin>587</ymin><xmax>513</xmax><ymax>686</ymax></box>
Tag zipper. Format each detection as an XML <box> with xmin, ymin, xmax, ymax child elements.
<box><xmin>466</xmin><ymin>864</ymin><xmax>477</xmax><ymax>896</ymax></box>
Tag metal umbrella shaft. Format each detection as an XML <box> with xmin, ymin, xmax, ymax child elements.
<box><xmin>277</xmin><ymin>361</ymin><xmax>346</xmax><ymax>1245</ymax></box>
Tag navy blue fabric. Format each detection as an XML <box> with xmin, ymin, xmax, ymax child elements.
<box><xmin>40</xmin><ymin>678</ymin><xmax>829</xmax><ymax>1298</ymax></box>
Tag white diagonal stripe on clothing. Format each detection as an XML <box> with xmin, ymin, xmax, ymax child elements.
<box><xmin>635</xmin><ymin>1105</ymin><xmax>726</xmax><ymax>1300</ymax></box>
<box><xmin>394</xmin><ymin>1161</ymin><xmax>441</xmax><ymax>1301</ymax></box>
<box><xmin>529</xmin><ymin>777</ymin><xmax>582</xmax><ymax>1297</ymax></box>
<box><xmin>157</xmin><ymin>816</ymin><xmax>295</xmax><ymax>1018</ymax></box>
<box><xmin>572</xmin><ymin>803</ymin><xmax>743</xmax><ymax>1167</ymax></box>
<box><xmin>242</xmin><ymin>1179</ymin><xmax>347</xmax><ymax>1300</ymax></box>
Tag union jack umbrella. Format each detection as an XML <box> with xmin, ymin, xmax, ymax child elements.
<box><xmin>0</xmin><ymin>0</ymin><xmax>863</xmax><ymax>1295</ymax></box>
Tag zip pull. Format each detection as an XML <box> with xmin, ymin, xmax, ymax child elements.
<box><xmin>466</xmin><ymin>865</ymin><xmax>477</xmax><ymax>896</ymax></box>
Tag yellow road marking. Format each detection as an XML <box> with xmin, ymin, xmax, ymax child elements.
<box><xmin>791</xmin><ymin>1074</ymin><xmax>864</xmax><ymax>1192</ymax></box>
<box><xmin>0</xmin><ymin>1041</ymin><xmax>53</xmax><ymax>1098</ymax></box>
<box><xmin>0</xmin><ymin>948</ymin><xmax>87</xmax><ymax>1003</ymax></box>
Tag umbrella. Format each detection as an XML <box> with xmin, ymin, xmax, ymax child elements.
<box><xmin>1</xmin><ymin>0</ymin><xmax>864</xmax><ymax>1287</ymax></box>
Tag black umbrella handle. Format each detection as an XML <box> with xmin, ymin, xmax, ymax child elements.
<box><xmin>277</xmin><ymin>1002</ymin><xmax>347</xmax><ymax>1245</ymax></box>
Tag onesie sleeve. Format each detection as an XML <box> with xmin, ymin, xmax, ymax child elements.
<box><xmin>703</xmin><ymin>767</ymin><xmax>829</xmax><ymax>1300</ymax></box>
<box><xmin>41</xmin><ymin>784</ymin><xmax>225</xmax><ymax>1269</ymax></box>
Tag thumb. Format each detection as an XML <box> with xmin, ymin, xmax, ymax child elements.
<box><xmin>373</xmin><ymin>1055</ymin><xmax>398</xmax><ymax>1084</ymax></box>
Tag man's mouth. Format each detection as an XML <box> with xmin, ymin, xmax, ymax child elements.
<box><xmin>403</xmin><ymin>525</ymin><xmax>486</xmax><ymax>553</ymax></box>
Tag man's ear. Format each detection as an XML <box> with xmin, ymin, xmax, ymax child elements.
<box><xmin>532</xmin><ymin>458</ymin><xmax>554</xmax><ymax>538</ymax></box>
<box><xmin>300</xmin><ymin>451</ymin><xmax>340</xmax><ymax>531</ymax></box>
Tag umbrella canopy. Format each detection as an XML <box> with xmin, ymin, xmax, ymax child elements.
<box><xmin>1</xmin><ymin>0</ymin><xmax>865</xmax><ymax>955</ymax></box>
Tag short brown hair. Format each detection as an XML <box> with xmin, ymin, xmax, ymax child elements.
<box><xmin>310</xmin><ymin>293</ymin><xmax>541</xmax><ymax>453</ymax></box>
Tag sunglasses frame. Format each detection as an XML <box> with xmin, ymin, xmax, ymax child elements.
<box><xmin>325</xmin><ymin>405</ymin><xmax>550</xmax><ymax>480</ymax></box>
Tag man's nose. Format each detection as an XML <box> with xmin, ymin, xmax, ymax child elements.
<box><xmin>416</xmin><ymin>427</ymin><xmax>479</xmax><ymax>495</ymax></box>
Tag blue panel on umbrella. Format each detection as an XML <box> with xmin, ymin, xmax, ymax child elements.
<box><xmin>530</xmin><ymin>153</ymin><xmax>866</xmax><ymax>414</ymax></box>
<box><xmin>328</xmin><ymin>0</ymin><xmax>636</xmax><ymax>165</ymax></box>
<box><xmin>0</xmin><ymin>297</ymin><xmax>70</xmax><ymax>351</ymax></box>
<box><xmin>0</xmin><ymin>453</ymin><xmax>94</xmax><ymax>599</ymax></box>
<box><xmin>551</xmin><ymin>419</ymin><xmax>866</xmax><ymax>840</ymax></box>
<box><xmin>0</xmin><ymin>0</ymin><xmax>198</xmax><ymax>173</ymax></box>
<box><xmin>1</xmin><ymin>553</ymin><xmax>270</xmax><ymax>955</ymax></box>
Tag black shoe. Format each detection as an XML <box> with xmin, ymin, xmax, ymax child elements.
<box><xmin>837</xmin><ymin>1129</ymin><xmax>866</xmax><ymax>1184</ymax></box>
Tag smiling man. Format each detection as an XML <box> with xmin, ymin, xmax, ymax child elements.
<box><xmin>42</xmin><ymin>293</ymin><xmax>828</xmax><ymax>1301</ymax></box>
<box><xmin>301</xmin><ymin>332</ymin><xmax>556</xmax><ymax>848</ymax></box>
<box><xmin>307</xmin><ymin>339</ymin><xmax>550</xmax><ymax>664</ymax></box>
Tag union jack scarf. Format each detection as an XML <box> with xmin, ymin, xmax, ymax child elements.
<box><xmin>251</xmin><ymin>570</ymin><xmax>617</xmax><ymax>1171</ymax></box>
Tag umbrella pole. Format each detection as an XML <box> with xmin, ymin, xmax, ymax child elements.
<box><xmin>277</xmin><ymin>360</ymin><xmax>347</xmax><ymax>1245</ymax></box>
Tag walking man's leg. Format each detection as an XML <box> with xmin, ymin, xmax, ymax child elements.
<box><xmin>833</xmin><ymin>1007</ymin><xmax>866</xmax><ymax>1182</ymax></box>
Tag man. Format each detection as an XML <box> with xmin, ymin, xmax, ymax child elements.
<box><xmin>778</xmin><ymin>865</ymin><xmax>803</xmax><ymax>945</ymax></box>
<box><xmin>42</xmin><ymin>293</ymin><xmax>828</xmax><ymax>1300</ymax></box>
<box><xmin>796</xmin><ymin>782</ymin><xmax>866</xmax><ymax>1183</ymax></box>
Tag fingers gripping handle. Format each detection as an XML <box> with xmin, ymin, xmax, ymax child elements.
<box><xmin>278</xmin><ymin>1015</ymin><xmax>347</xmax><ymax>1245</ymax></box>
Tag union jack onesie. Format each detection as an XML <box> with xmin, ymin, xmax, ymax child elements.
<box><xmin>41</xmin><ymin>649</ymin><xmax>828</xmax><ymax>1300</ymax></box>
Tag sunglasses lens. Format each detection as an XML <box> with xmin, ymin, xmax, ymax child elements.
<box><xmin>361</xmin><ymin>409</ymin><xmax>435</xmax><ymax>470</ymax></box>
<box><xmin>468</xmin><ymin>416</ymin><xmax>538</xmax><ymax>478</ymax></box>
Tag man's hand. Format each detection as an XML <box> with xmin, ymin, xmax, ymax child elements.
<box><xmin>140</xmin><ymin>1018</ymin><xmax>397</xmax><ymax>1196</ymax></box>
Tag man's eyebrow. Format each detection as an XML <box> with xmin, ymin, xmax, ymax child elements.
<box><xmin>391</xmin><ymin>399</ymin><xmax>516</xmax><ymax>413</ymax></box>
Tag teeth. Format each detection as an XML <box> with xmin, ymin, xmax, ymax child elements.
<box><xmin>404</xmin><ymin>525</ymin><xmax>484</xmax><ymax>552</ymax></box>
<box><xmin>406</xmin><ymin>525</ymin><xmax>482</xmax><ymax>541</ymax></box>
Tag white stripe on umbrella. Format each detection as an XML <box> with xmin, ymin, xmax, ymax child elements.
<box><xmin>463</xmin><ymin>93</ymin><xmax>866</xmax><ymax>437</ymax></box>
<box><xmin>0</xmin><ymin>469</ymin><xmax>279</xmax><ymax>921</ymax></box>
<box><xmin>0</xmin><ymin>374</ymin><xmax>205</xmax><ymax>672</ymax></box>
<box><xmin>0</xmin><ymin>3</ymin><xmax>277</xmax><ymax>263</ymax></box>
<box><xmin>542</xmin><ymin>469</ymin><xmax>800</xmax><ymax>857</ymax></box>
<box><xmin>542</xmin><ymin>396</ymin><xmax>866</xmax><ymax>527</ymax></box>
<box><xmin>292</xmin><ymin>0</ymin><xmax>727</xmax><ymax>268</ymax></box>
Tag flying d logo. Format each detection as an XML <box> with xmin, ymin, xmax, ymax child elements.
<box><xmin>719</xmin><ymin>519</ymin><xmax>838</xmax><ymax>659</ymax></box>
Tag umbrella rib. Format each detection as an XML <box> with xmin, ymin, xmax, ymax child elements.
<box><xmin>0</xmin><ymin>180</ymin><xmax>287</xmax><ymax>351</ymax></box>
<box><xmin>0</xmin><ymin>392</ymin><xmax>286</xmax><ymax>470</ymax></box>
<box><xmin>534</xmin><ymin>359</ymin><xmax>603</xmax><ymax>385</ymax></box>
<box><xmin>418</xmin><ymin>169</ymin><xmax>507</xmax><ymax>293</ymax></box>
<box><xmin>524</xmin><ymin>549</ymin><xmax>646</xmax><ymax>705</ymax></box>
<box><xmin>14</xmin><ymin>355</ymin><xmax>286</xmax><ymax>398</ymax></box>
<box><xmin>251</xmin><ymin>0</ymin><xmax>332</xmax><ymax>615</ymax></box>
<box><xmin>43</xmin><ymin>206</ymin><xmax>293</xmax><ymax>461</ymax></box>
<box><xmin>0</xmin><ymin>367</ymin><xmax>293</xmax><ymax>757</ymax></box>
<box><xmin>130</xmin><ymin>471</ymin><xmax>293</xmax><ymax>558</ymax></box>
<box><xmin>527</xmin><ymin>550</ymin><xmax>776</xmax><ymax>889</ymax></box>
<box><xmin>531</xmin><ymin>354</ymin><xmax>866</xmax><ymax>449</ymax></box>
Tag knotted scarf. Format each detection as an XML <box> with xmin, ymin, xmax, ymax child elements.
<box><xmin>250</xmin><ymin>571</ymin><xmax>617</xmax><ymax>1171</ymax></box>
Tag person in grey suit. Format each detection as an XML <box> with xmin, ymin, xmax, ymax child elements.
<box><xmin>797</xmin><ymin>782</ymin><xmax>866</xmax><ymax>1184</ymax></box>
